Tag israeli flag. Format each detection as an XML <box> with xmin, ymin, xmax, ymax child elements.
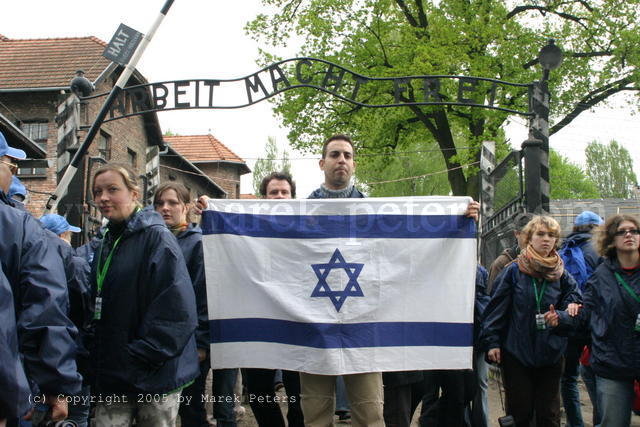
<box><xmin>202</xmin><ymin>197</ymin><xmax>476</xmax><ymax>374</ymax></box>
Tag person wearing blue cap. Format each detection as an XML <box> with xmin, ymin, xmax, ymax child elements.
<box><xmin>0</xmin><ymin>129</ymin><xmax>26</xmax><ymax>165</ymax></box>
<box><xmin>558</xmin><ymin>210</ymin><xmax>604</xmax><ymax>427</ymax></box>
<box><xmin>40</xmin><ymin>213</ymin><xmax>82</xmax><ymax>243</ymax></box>
<box><xmin>8</xmin><ymin>176</ymin><xmax>28</xmax><ymax>212</ymax></box>
<box><xmin>0</xmin><ymin>131</ymin><xmax>82</xmax><ymax>424</ymax></box>
<box><xmin>40</xmin><ymin>214</ymin><xmax>92</xmax><ymax>427</ymax></box>
<box><xmin>8</xmin><ymin>176</ymin><xmax>27</xmax><ymax>201</ymax></box>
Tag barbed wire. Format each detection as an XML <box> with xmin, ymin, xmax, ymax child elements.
<box><xmin>365</xmin><ymin>162</ymin><xmax>480</xmax><ymax>185</ymax></box>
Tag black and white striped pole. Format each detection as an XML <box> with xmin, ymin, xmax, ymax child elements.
<box><xmin>526</xmin><ymin>39</ymin><xmax>563</xmax><ymax>214</ymax></box>
<box><xmin>480</xmin><ymin>140</ymin><xmax>496</xmax><ymax>229</ymax></box>
<box><xmin>44</xmin><ymin>0</ymin><xmax>175</xmax><ymax>214</ymax></box>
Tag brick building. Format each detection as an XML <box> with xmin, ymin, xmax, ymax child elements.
<box><xmin>0</xmin><ymin>35</ymin><xmax>164</xmax><ymax>245</ymax></box>
<box><xmin>162</xmin><ymin>134</ymin><xmax>250</xmax><ymax>199</ymax></box>
<box><xmin>159</xmin><ymin>144</ymin><xmax>226</xmax><ymax>201</ymax></box>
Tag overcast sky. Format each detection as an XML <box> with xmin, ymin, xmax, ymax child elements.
<box><xmin>2</xmin><ymin>0</ymin><xmax>638</xmax><ymax>196</ymax></box>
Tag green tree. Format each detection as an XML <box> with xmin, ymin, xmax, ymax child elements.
<box><xmin>550</xmin><ymin>149</ymin><xmax>599</xmax><ymax>199</ymax></box>
<box><xmin>585</xmin><ymin>140</ymin><xmax>638</xmax><ymax>198</ymax></box>
<box><xmin>355</xmin><ymin>140</ymin><xmax>451</xmax><ymax>196</ymax></box>
<box><xmin>252</xmin><ymin>136</ymin><xmax>292</xmax><ymax>195</ymax></box>
<box><xmin>247</xmin><ymin>0</ymin><xmax>640</xmax><ymax>197</ymax></box>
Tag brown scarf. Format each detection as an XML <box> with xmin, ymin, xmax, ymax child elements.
<box><xmin>517</xmin><ymin>244</ymin><xmax>564</xmax><ymax>281</ymax></box>
<box><xmin>170</xmin><ymin>222</ymin><xmax>188</xmax><ymax>236</ymax></box>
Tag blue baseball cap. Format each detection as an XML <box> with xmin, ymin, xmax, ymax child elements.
<box><xmin>8</xmin><ymin>176</ymin><xmax>27</xmax><ymax>198</ymax></box>
<box><xmin>40</xmin><ymin>214</ymin><xmax>81</xmax><ymax>235</ymax></box>
<box><xmin>575</xmin><ymin>210</ymin><xmax>603</xmax><ymax>226</ymax></box>
<box><xmin>0</xmin><ymin>131</ymin><xmax>26</xmax><ymax>160</ymax></box>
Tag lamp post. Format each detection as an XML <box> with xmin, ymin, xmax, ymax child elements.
<box><xmin>525</xmin><ymin>39</ymin><xmax>563</xmax><ymax>213</ymax></box>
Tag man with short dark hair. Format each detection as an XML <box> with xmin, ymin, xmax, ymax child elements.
<box><xmin>302</xmin><ymin>134</ymin><xmax>381</xmax><ymax>426</ymax></box>
<box><xmin>259</xmin><ymin>171</ymin><xmax>296</xmax><ymax>199</ymax></box>
<box><xmin>308</xmin><ymin>134</ymin><xmax>364</xmax><ymax>199</ymax></box>
<box><xmin>303</xmin><ymin>134</ymin><xmax>480</xmax><ymax>426</ymax></box>
<box><xmin>246</xmin><ymin>171</ymin><xmax>305</xmax><ymax>427</ymax></box>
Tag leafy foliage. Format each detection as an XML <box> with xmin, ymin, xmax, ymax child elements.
<box><xmin>585</xmin><ymin>140</ymin><xmax>638</xmax><ymax>198</ymax></box>
<box><xmin>247</xmin><ymin>0</ymin><xmax>640</xmax><ymax>197</ymax></box>
<box><xmin>549</xmin><ymin>149</ymin><xmax>599</xmax><ymax>199</ymax></box>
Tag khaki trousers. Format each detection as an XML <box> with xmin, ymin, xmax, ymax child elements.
<box><xmin>300</xmin><ymin>372</ymin><xmax>384</xmax><ymax>427</ymax></box>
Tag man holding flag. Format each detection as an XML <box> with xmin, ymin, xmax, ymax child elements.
<box><xmin>302</xmin><ymin>134</ymin><xmax>383</xmax><ymax>425</ymax></box>
<box><xmin>201</xmin><ymin>134</ymin><xmax>479</xmax><ymax>427</ymax></box>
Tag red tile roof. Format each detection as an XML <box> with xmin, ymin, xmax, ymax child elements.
<box><xmin>0</xmin><ymin>36</ymin><xmax>111</xmax><ymax>89</ymax></box>
<box><xmin>164</xmin><ymin>134</ymin><xmax>247</xmax><ymax>164</ymax></box>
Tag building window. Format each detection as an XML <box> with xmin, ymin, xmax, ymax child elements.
<box><xmin>98</xmin><ymin>131</ymin><xmax>111</xmax><ymax>160</ymax></box>
<box><xmin>17</xmin><ymin>121</ymin><xmax>48</xmax><ymax>177</ymax></box>
<box><xmin>127</xmin><ymin>149</ymin><xmax>137</xmax><ymax>168</ymax></box>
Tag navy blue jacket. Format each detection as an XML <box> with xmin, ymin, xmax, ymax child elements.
<box><xmin>474</xmin><ymin>265</ymin><xmax>491</xmax><ymax>345</ymax></box>
<box><xmin>176</xmin><ymin>224</ymin><xmax>210</xmax><ymax>350</ymax></box>
<box><xmin>480</xmin><ymin>262</ymin><xmax>581</xmax><ymax>367</ymax></box>
<box><xmin>0</xmin><ymin>194</ymin><xmax>82</xmax><ymax>397</ymax></box>
<box><xmin>89</xmin><ymin>209</ymin><xmax>199</xmax><ymax>394</ymax></box>
<box><xmin>0</xmin><ymin>267</ymin><xmax>31</xmax><ymax>419</ymax></box>
<box><xmin>75</xmin><ymin>234</ymin><xmax>102</xmax><ymax>265</ymax></box>
<box><xmin>45</xmin><ymin>231</ymin><xmax>92</xmax><ymax>378</ymax></box>
<box><xmin>562</xmin><ymin>231</ymin><xmax>602</xmax><ymax>274</ymax></box>
<box><xmin>577</xmin><ymin>258</ymin><xmax>640</xmax><ymax>380</ymax></box>
<box><xmin>308</xmin><ymin>185</ymin><xmax>366</xmax><ymax>199</ymax></box>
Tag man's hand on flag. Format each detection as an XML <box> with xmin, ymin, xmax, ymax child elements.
<box><xmin>194</xmin><ymin>195</ymin><xmax>211</xmax><ymax>215</ymax></box>
<box><xmin>465</xmin><ymin>200</ymin><xmax>480</xmax><ymax>222</ymax></box>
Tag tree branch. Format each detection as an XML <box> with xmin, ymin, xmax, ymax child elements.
<box><xmin>414</xmin><ymin>0</ymin><xmax>428</xmax><ymax>28</ymax></box>
<box><xmin>523</xmin><ymin>50</ymin><xmax>613</xmax><ymax>69</ymax></box>
<box><xmin>551</xmin><ymin>77</ymin><xmax>638</xmax><ymax>134</ymax></box>
<box><xmin>395</xmin><ymin>0</ymin><xmax>420</xmax><ymax>27</ymax></box>
<box><xmin>506</xmin><ymin>5</ymin><xmax>588</xmax><ymax>30</ymax></box>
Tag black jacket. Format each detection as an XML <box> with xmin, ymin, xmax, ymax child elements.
<box><xmin>89</xmin><ymin>209</ymin><xmax>199</xmax><ymax>394</ymax></box>
<box><xmin>480</xmin><ymin>262</ymin><xmax>581</xmax><ymax>367</ymax></box>
<box><xmin>176</xmin><ymin>224</ymin><xmax>210</xmax><ymax>350</ymax></box>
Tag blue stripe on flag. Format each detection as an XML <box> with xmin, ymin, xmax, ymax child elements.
<box><xmin>210</xmin><ymin>319</ymin><xmax>472</xmax><ymax>348</ymax></box>
<box><xmin>201</xmin><ymin>212</ymin><xmax>475</xmax><ymax>238</ymax></box>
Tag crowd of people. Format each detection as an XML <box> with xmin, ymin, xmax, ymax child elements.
<box><xmin>1</xmin><ymin>130</ymin><xmax>639</xmax><ymax>427</ymax></box>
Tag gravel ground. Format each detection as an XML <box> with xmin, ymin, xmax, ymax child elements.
<box><xmin>199</xmin><ymin>369</ymin><xmax>640</xmax><ymax>426</ymax></box>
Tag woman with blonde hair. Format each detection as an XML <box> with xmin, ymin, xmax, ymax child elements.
<box><xmin>89</xmin><ymin>164</ymin><xmax>199</xmax><ymax>426</ymax></box>
<box><xmin>480</xmin><ymin>215</ymin><xmax>581</xmax><ymax>426</ymax></box>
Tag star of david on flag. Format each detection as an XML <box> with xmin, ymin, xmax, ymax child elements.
<box><xmin>311</xmin><ymin>248</ymin><xmax>364</xmax><ymax>312</ymax></box>
<box><xmin>201</xmin><ymin>196</ymin><xmax>477</xmax><ymax>375</ymax></box>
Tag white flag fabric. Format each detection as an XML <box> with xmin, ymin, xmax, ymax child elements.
<box><xmin>202</xmin><ymin>196</ymin><xmax>477</xmax><ymax>375</ymax></box>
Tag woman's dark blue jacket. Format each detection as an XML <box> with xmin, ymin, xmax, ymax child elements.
<box><xmin>480</xmin><ymin>262</ymin><xmax>581</xmax><ymax>367</ymax></box>
<box><xmin>89</xmin><ymin>209</ymin><xmax>199</xmax><ymax>395</ymax></box>
<box><xmin>577</xmin><ymin>258</ymin><xmax>640</xmax><ymax>380</ymax></box>
<box><xmin>176</xmin><ymin>224</ymin><xmax>210</xmax><ymax>350</ymax></box>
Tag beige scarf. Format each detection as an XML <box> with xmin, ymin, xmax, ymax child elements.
<box><xmin>517</xmin><ymin>244</ymin><xmax>564</xmax><ymax>281</ymax></box>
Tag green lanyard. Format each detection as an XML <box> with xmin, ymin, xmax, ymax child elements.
<box><xmin>614</xmin><ymin>272</ymin><xmax>640</xmax><ymax>304</ymax></box>
<box><xmin>96</xmin><ymin>230</ymin><xmax>123</xmax><ymax>295</ymax></box>
<box><xmin>532</xmin><ymin>278</ymin><xmax>548</xmax><ymax>313</ymax></box>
